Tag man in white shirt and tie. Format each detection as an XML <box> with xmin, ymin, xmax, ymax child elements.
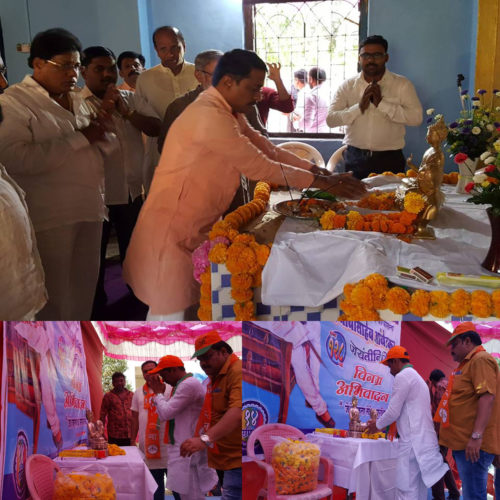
<box><xmin>135</xmin><ymin>26</ymin><xmax>198</xmax><ymax>192</ymax></box>
<box><xmin>327</xmin><ymin>35</ymin><xmax>423</xmax><ymax>179</ymax></box>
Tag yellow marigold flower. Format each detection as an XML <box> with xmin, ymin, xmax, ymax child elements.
<box><xmin>409</xmin><ymin>289</ymin><xmax>430</xmax><ymax>317</ymax></box>
<box><xmin>226</xmin><ymin>242</ymin><xmax>259</xmax><ymax>274</ymax></box>
<box><xmin>492</xmin><ymin>289</ymin><xmax>500</xmax><ymax>317</ymax></box>
<box><xmin>429</xmin><ymin>291</ymin><xmax>450</xmax><ymax>318</ymax></box>
<box><xmin>231</xmin><ymin>287</ymin><xmax>253</xmax><ymax>303</ymax></box>
<box><xmin>449</xmin><ymin>289</ymin><xmax>471</xmax><ymax>317</ymax></box>
<box><xmin>404</xmin><ymin>192</ymin><xmax>426</xmax><ymax>214</ymax></box>
<box><xmin>346</xmin><ymin>210</ymin><xmax>363</xmax><ymax>230</ymax></box>
<box><xmin>351</xmin><ymin>284</ymin><xmax>373</xmax><ymax>309</ymax></box>
<box><xmin>231</xmin><ymin>273</ymin><xmax>253</xmax><ymax>290</ymax></box>
<box><xmin>470</xmin><ymin>290</ymin><xmax>493</xmax><ymax>318</ymax></box>
<box><xmin>234</xmin><ymin>301</ymin><xmax>255</xmax><ymax>320</ymax></box>
<box><xmin>208</xmin><ymin>243</ymin><xmax>228</xmax><ymax>264</ymax></box>
<box><xmin>197</xmin><ymin>306</ymin><xmax>212</xmax><ymax>321</ymax></box>
<box><xmin>386</xmin><ymin>287</ymin><xmax>411</xmax><ymax>314</ymax></box>
<box><xmin>209</xmin><ymin>220</ymin><xmax>232</xmax><ymax>240</ymax></box>
<box><xmin>320</xmin><ymin>210</ymin><xmax>336</xmax><ymax>230</ymax></box>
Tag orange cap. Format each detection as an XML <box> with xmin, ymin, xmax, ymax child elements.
<box><xmin>192</xmin><ymin>331</ymin><xmax>223</xmax><ymax>358</ymax></box>
<box><xmin>148</xmin><ymin>355</ymin><xmax>184</xmax><ymax>374</ymax></box>
<box><xmin>446</xmin><ymin>322</ymin><xmax>477</xmax><ymax>346</ymax></box>
<box><xmin>381</xmin><ymin>345</ymin><xmax>410</xmax><ymax>365</ymax></box>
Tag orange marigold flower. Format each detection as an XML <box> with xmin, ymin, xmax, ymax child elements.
<box><xmin>333</xmin><ymin>214</ymin><xmax>347</xmax><ymax>229</ymax></box>
<box><xmin>200</xmin><ymin>282</ymin><xmax>211</xmax><ymax>297</ymax></box>
<box><xmin>492</xmin><ymin>289</ymin><xmax>500</xmax><ymax>317</ymax></box>
<box><xmin>252</xmin><ymin>268</ymin><xmax>263</xmax><ymax>287</ymax></box>
<box><xmin>197</xmin><ymin>306</ymin><xmax>212</xmax><ymax>321</ymax></box>
<box><xmin>409</xmin><ymin>289</ymin><xmax>430</xmax><ymax>317</ymax></box>
<box><xmin>399</xmin><ymin>211</ymin><xmax>417</xmax><ymax>226</ymax></box>
<box><xmin>470</xmin><ymin>290</ymin><xmax>493</xmax><ymax>318</ymax></box>
<box><xmin>209</xmin><ymin>220</ymin><xmax>233</xmax><ymax>240</ymax></box>
<box><xmin>396</xmin><ymin>172</ymin><xmax>405</xmax><ymax>178</ymax></box>
<box><xmin>368</xmin><ymin>173</ymin><xmax>378</xmax><ymax>178</ymax></box>
<box><xmin>339</xmin><ymin>300</ymin><xmax>363</xmax><ymax>319</ymax></box>
<box><xmin>200</xmin><ymin>270</ymin><xmax>211</xmax><ymax>286</ymax></box>
<box><xmin>234</xmin><ymin>301</ymin><xmax>256</xmax><ymax>320</ymax></box>
<box><xmin>429</xmin><ymin>291</ymin><xmax>450</xmax><ymax>318</ymax></box>
<box><xmin>208</xmin><ymin>243</ymin><xmax>228</xmax><ymax>264</ymax></box>
<box><xmin>449</xmin><ymin>289</ymin><xmax>471</xmax><ymax>317</ymax></box>
<box><xmin>226</xmin><ymin>242</ymin><xmax>259</xmax><ymax>274</ymax></box>
<box><xmin>231</xmin><ymin>273</ymin><xmax>253</xmax><ymax>290</ymax></box>
<box><xmin>200</xmin><ymin>296</ymin><xmax>212</xmax><ymax>309</ymax></box>
<box><xmin>254</xmin><ymin>243</ymin><xmax>271</xmax><ymax>266</ymax></box>
<box><xmin>386</xmin><ymin>287</ymin><xmax>411</xmax><ymax>314</ymax></box>
<box><xmin>404</xmin><ymin>192</ymin><xmax>426</xmax><ymax>214</ymax></box>
<box><xmin>234</xmin><ymin>233</ymin><xmax>255</xmax><ymax>245</ymax></box>
<box><xmin>343</xmin><ymin>283</ymin><xmax>355</xmax><ymax>301</ymax></box>
<box><xmin>362</xmin><ymin>309</ymin><xmax>381</xmax><ymax>320</ymax></box>
<box><xmin>231</xmin><ymin>287</ymin><xmax>253</xmax><ymax>303</ymax></box>
<box><xmin>351</xmin><ymin>284</ymin><xmax>373</xmax><ymax>309</ymax></box>
<box><xmin>390</xmin><ymin>222</ymin><xmax>406</xmax><ymax>234</ymax></box>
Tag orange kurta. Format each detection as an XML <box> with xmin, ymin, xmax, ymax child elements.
<box><xmin>123</xmin><ymin>86</ymin><xmax>315</xmax><ymax>314</ymax></box>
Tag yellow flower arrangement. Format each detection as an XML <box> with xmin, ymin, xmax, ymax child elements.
<box><xmin>403</xmin><ymin>192</ymin><xmax>426</xmax><ymax>214</ymax></box>
<box><xmin>492</xmin><ymin>289</ymin><xmax>500</xmax><ymax>317</ymax></box>
<box><xmin>449</xmin><ymin>289</ymin><xmax>471</xmax><ymax>317</ymax></box>
<box><xmin>429</xmin><ymin>291</ymin><xmax>450</xmax><ymax>318</ymax></box>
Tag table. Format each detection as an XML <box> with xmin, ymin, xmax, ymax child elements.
<box><xmin>211</xmin><ymin>179</ymin><xmax>498</xmax><ymax>320</ymax></box>
<box><xmin>306</xmin><ymin>433</ymin><xmax>399</xmax><ymax>500</ymax></box>
<box><xmin>54</xmin><ymin>446</ymin><xmax>157</xmax><ymax>499</ymax></box>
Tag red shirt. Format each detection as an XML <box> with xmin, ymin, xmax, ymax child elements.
<box><xmin>100</xmin><ymin>389</ymin><xmax>133</xmax><ymax>439</ymax></box>
<box><xmin>257</xmin><ymin>87</ymin><xmax>295</xmax><ymax>125</ymax></box>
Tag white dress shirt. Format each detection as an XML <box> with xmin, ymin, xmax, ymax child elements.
<box><xmin>0</xmin><ymin>165</ymin><xmax>47</xmax><ymax>319</ymax></box>
<box><xmin>78</xmin><ymin>86</ymin><xmax>156</xmax><ymax>205</ymax></box>
<box><xmin>376</xmin><ymin>367</ymin><xmax>448</xmax><ymax>489</ymax></box>
<box><xmin>327</xmin><ymin>70</ymin><xmax>423</xmax><ymax>151</ymax></box>
<box><xmin>0</xmin><ymin>76</ymin><xmax>106</xmax><ymax>232</ymax></box>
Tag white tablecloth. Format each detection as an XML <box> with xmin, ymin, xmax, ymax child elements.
<box><xmin>306</xmin><ymin>433</ymin><xmax>399</xmax><ymax>500</ymax></box>
<box><xmin>262</xmin><ymin>182</ymin><xmax>494</xmax><ymax>307</ymax></box>
<box><xmin>55</xmin><ymin>446</ymin><xmax>158</xmax><ymax>500</ymax></box>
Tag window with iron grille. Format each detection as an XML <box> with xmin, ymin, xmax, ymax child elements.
<box><xmin>243</xmin><ymin>0</ymin><xmax>367</xmax><ymax>138</ymax></box>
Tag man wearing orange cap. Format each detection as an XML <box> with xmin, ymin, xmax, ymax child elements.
<box><xmin>146</xmin><ymin>355</ymin><xmax>218</xmax><ymax>499</ymax></box>
<box><xmin>179</xmin><ymin>331</ymin><xmax>242</xmax><ymax>500</ymax></box>
<box><xmin>437</xmin><ymin>322</ymin><xmax>499</xmax><ymax>500</ymax></box>
<box><xmin>366</xmin><ymin>345</ymin><xmax>448</xmax><ymax>499</ymax></box>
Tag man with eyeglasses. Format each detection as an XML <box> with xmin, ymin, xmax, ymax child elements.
<box><xmin>437</xmin><ymin>322</ymin><xmax>499</xmax><ymax>500</ymax></box>
<box><xmin>78</xmin><ymin>46</ymin><xmax>161</xmax><ymax>317</ymax></box>
<box><xmin>0</xmin><ymin>28</ymin><xmax>111</xmax><ymax>320</ymax></box>
<box><xmin>327</xmin><ymin>35</ymin><xmax>422</xmax><ymax>179</ymax></box>
<box><xmin>135</xmin><ymin>26</ymin><xmax>198</xmax><ymax>193</ymax></box>
<box><xmin>158</xmin><ymin>49</ymin><xmax>223</xmax><ymax>153</ymax></box>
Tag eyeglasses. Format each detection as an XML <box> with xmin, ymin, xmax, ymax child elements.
<box><xmin>359</xmin><ymin>53</ymin><xmax>386</xmax><ymax>61</ymax></box>
<box><xmin>46</xmin><ymin>59</ymin><xmax>81</xmax><ymax>72</ymax></box>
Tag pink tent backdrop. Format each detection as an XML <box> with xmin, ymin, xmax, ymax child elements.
<box><xmin>92</xmin><ymin>321</ymin><xmax>242</xmax><ymax>361</ymax></box>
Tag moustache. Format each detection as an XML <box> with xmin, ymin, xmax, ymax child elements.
<box><xmin>128</xmin><ymin>70</ymin><xmax>140</xmax><ymax>77</ymax></box>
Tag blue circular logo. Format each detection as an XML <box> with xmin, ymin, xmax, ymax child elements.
<box><xmin>13</xmin><ymin>430</ymin><xmax>29</xmax><ymax>498</ymax></box>
<box><xmin>326</xmin><ymin>330</ymin><xmax>347</xmax><ymax>366</ymax></box>
<box><xmin>242</xmin><ymin>400</ymin><xmax>269</xmax><ymax>454</ymax></box>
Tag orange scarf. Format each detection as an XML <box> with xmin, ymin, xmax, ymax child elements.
<box><xmin>434</xmin><ymin>346</ymin><xmax>485</xmax><ymax>427</ymax></box>
<box><xmin>143</xmin><ymin>384</ymin><xmax>166</xmax><ymax>459</ymax></box>
<box><xmin>194</xmin><ymin>353</ymin><xmax>239</xmax><ymax>453</ymax></box>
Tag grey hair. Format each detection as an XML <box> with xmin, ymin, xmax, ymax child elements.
<box><xmin>194</xmin><ymin>50</ymin><xmax>223</xmax><ymax>71</ymax></box>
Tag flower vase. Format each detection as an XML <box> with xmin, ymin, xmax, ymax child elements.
<box><xmin>481</xmin><ymin>208</ymin><xmax>500</xmax><ymax>274</ymax></box>
<box><xmin>456</xmin><ymin>157</ymin><xmax>478</xmax><ymax>193</ymax></box>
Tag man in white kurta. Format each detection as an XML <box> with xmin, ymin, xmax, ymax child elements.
<box><xmin>366</xmin><ymin>346</ymin><xmax>448</xmax><ymax>499</ymax></box>
<box><xmin>135</xmin><ymin>26</ymin><xmax>198</xmax><ymax>192</ymax></box>
<box><xmin>0</xmin><ymin>28</ymin><xmax>107</xmax><ymax>319</ymax></box>
<box><xmin>148</xmin><ymin>355</ymin><xmax>218</xmax><ymax>500</ymax></box>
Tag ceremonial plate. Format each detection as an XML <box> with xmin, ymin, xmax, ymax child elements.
<box><xmin>274</xmin><ymin>199</ymin><xmax>344</xmax><ymax>220</ymax></box>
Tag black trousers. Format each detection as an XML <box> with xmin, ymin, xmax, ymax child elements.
<box><xmin>344</xmin><ymin>145</ymin><xmax>406</xmax><ymax>179</ymax></box>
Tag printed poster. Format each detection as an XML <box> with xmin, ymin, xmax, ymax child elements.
<box><xmin>2</xmin><ymin>322</ymin><xmax>90</xmax><ymax>499</ymax></box>
<box><xmin>242</xmin><ymin>321</ymin><xmax>401</xmax><ymax>454</ymax></box>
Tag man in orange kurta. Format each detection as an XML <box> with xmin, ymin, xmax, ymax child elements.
<box><xmin>123</xmin><ymin>49</ymin><xmax>365</xmax><ymax>318</ymax></box>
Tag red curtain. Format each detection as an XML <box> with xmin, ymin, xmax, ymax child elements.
<box><xmin>401</xmin><ymin>322</ymin><xmax>456</xmax><ymax>380</ymax></box>
<box><xmin>80</xmin><ymin>322</ymin><xmax>104</xmax><ymax>420</ymax></box>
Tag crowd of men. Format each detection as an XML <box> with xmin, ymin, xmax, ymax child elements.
<box><xmin>99</xmin><ymin>330</ymin><xmax>242</xmax><ymax>500</ymax></box>
<box><xmin>0</xmin><ymin>26</ymin><xmax>423</xmax><ymax>321</ymax></box>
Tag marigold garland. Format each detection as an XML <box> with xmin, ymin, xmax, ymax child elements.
<box><xmin>366</xmin><ymin>168</ymin><xmax>458</xmax><ymax>185</ymax></box>
<box><xmin>194</xmin><ymin>181</ymin><xmax>272</xmax><ymax>320</ymax></box>
<box><xmin>339</xmin><ymin>273</ymin><xmax>499</xmax><ymax>319</ymax></box>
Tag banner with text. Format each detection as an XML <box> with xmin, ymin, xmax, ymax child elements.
<box><xmin>242</xmin><ymin>321</ymin><xmax>401</xmax><ymax>454</ymax></box>
<box><xmin>2</xmin><ymin>322</ymin><xmax>90</xmax><ymax>500</ymax></box>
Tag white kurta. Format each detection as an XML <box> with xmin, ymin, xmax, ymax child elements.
<box><xmin>376</xmin><ymin>367</ymin><xmax>448</xmax><ymax>497</ymax></box>
<box><xmin>153</xmin><ymin>377</ymin><xmax>217</xmax><ymax>496</ymax></box>
<box><xmin>0</xmin><ymin>165</ymin><xmax>47</xmax><ymax>319</ymax></box>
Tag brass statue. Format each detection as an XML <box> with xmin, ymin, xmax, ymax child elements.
<box><xmin>348</xmin><ymin>395</ymin><xmax>366</xmax><ymax>437</ymax></box>
<box><xmin>396</xmin><ymin>116</ymin><xmax>448</xmax><ymax>239</ymax></box>
<box><xmin>86</xmin><ymin>409</ymin><xmax>107</xmax><ymax>450</ymax></box>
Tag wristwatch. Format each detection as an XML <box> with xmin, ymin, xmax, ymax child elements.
<box><xmin>200</xmin><ymin>434</ymin><xmax>213</xmax><ymax>447</ymax></box>
<box><xmin>471</xmin><ymin>432</ymin><xmax>482</xmax><ymax>439</ymax></box>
